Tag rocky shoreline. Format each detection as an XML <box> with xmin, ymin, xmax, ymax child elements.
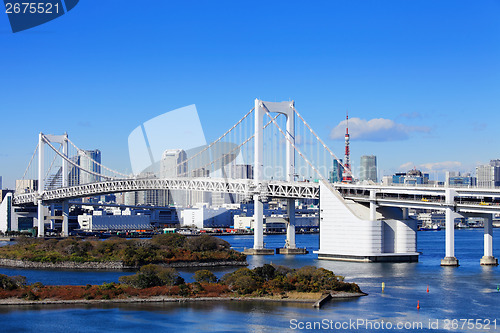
<box><xmin>0</xmin><ymin>258</ymin><xmax>248</xmax><ymax>270</ymax></box>
<box><xmin>0</xmin><ymin>292</ymin><xmax>367</xmax><ymax>307</ymax></box>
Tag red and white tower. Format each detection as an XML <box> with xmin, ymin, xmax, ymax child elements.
<box><xmin>342</xmin><ymin>111</ymin><xmax>352</xmax><ymax>182</ymax></box>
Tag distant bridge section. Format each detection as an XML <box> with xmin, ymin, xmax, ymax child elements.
<box><xmin>334</xmin><ymin>183</ymin><xmax>500</xmax><ymax>214</ymax></box>
<box><xmin>330</xmin><ymin>183</ymin><xmax>500</xmax><ymax>266</ymax></box>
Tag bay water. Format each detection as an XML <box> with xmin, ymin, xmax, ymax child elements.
<box><xmin>0</xmin><ymin>229</ymin><xmax>499</xmax><ymax>332</ymax></box>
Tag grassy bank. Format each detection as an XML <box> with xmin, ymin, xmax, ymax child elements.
<box><xmin>0</xmin><ymin>234</ymin><xmax>246</xmax><ymax>267</ymax></box>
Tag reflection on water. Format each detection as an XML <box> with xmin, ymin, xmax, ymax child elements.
<box><xmin>0</xmin><ymin>229</ymin><xmax>498</xmax><ymax>333</ymax></box>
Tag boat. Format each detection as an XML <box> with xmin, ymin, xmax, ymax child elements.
<box><xmin>419</xmin><ymin>225</ymin><xmax>441</xmax><ymax>231</ymax></box>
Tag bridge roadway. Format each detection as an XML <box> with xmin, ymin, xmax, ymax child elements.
<box><xmin>12</xmin><ymin>179</ymin><xmax>499</xmax><ymax>266</ymax></box>
<box><xmin>12</xmin><ymin>177</ymin><xmax>320</xmax><ymax>205</ymax></box>
<box><xmin>334</xmin><ymin>183</ymin><xmax>500</xmax><ymax>214</ymax></box>
<box><xmin>14</xmin><ymin>178</ymin><xmax>500</xmax><ymax>216</ymax></box>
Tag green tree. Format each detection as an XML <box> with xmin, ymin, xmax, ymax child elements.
<box><xmin>232</xmin><ymin>275</ymin><xmax>258</xmax><ymax>294</ymax></box>
<box><xmin>119</xmin><ymin>264</ymin><xmax>184</xmax><ymax>289</ymax></box>
<box><xmin>253</xmin><ymin>264</ymin><xmax>276</xmax><ymax>282</ymax></box>
<box><xmin>186</xmin><ymin>235</ymin><xmax>230</xmax><ymax>252</ymax></box>
<box><xmin>151</xmin><ymin>233</ymin><xmax>186</xmax><ymax>249</ymax></box>
<box><xmin>0</xmin><ymin>274</ymin><xmax>26</xmax><ymax>290</ymax></box>
<box><xmin>193</xmin><ymin>269</ymin><xmax>218</xmax><ymax>283</ymax></box>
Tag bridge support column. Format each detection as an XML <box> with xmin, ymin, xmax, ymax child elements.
<box><xmin>254</xmin><ymin>195</ymin><xmax>264</xmax><ymax>249</ymax></box>
<box><xmin>441</xmin><ymin>189</ymin><xmax>459</xmax><ymax>266</ymax></box>
<box><xmin>49</xmin><ymin>203</ymin><xmax>55</xmax><ymax>230</ymax></box>
<box><xmin>369</xmin><ymin>190</ymin><xmax>377</xmax><ymax>221</ymax></box>
<box><xmin>62</xmin><ymin>201</ymin><xmax>69</xmax><ymax>237</ymax></box>
<box><xmin>37</xmin><ymin>132</ymin><xmax>45</xmax><ymax>238</ymax></box>
<box><xmin>402</xmin><ymin>208</ymin><xmax>408</xmax><ymax>220</ymax></box>
<box><xmin>286</xmin><ymin>199</ymin><xmax>296</xmax><ymax>249</ymax></box>
<box><xmin>37</xmin><ymin>200</ymin><xmax>45</xmax><ymax>237</ymax></box>
<box><xmin>243</xmin><ymin>99</ymin><xmax>272</xmax><ymax>255</ymax></box>
<box><xmin>480</xmin><ymin>214</ymin><xmax>498</xmax><ymax>266</ymax></box>
<box><xmin>277</xmin><ymin>199</ymin><xmax>307</xmax><ymax>255</ymax></box>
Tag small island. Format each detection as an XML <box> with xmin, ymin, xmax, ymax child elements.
<box><xmin>0</xmin><ymin>234</ymin><xmax>247</xmax><ymax>269</ymax></box>
<box><xmin>0</xmin><ymin>264</ymin><xmax>365</xmax><ymax>307</ymax></box>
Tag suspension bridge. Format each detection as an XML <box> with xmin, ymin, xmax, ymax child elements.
<box><xmin>5</xmin><ymin>99</ymin><xmax>500</xmax><ymax>265</ymax></box>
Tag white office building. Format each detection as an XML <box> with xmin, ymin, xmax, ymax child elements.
<box><xmin>360</xmin><ymin>155</ymin><xmax>377</xmax><ymax>182</ymax></box>
<box><xmin>476</xmin><ymin>160</ymin><xmax>500</xmax><ymax>188</ymax></box>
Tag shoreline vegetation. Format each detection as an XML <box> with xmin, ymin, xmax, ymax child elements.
<box><xmin>0</xmin><ymin>234</ymin><xmax>247</xmax><ymax>269</ymax></box>
<box><xmin>0</xmin><ymin>264</ymin><xmax>365</xmax><ymax>307</ymax></box>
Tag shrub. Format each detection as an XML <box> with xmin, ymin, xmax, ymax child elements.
<box><xmin>119</xmin><ymin>265</ymin><xmax>184</xmax><ymax>289</ymax></box>
<box><xmin>186</xmin><ymin>235</ymin><xmax>230</xmax><ymax>252</ymax></box>
<box><xmin>253</xmin><ymin>264</ymin><xmax>276</xmax><ymax>282</ymax></box>
<box><xmin>193</xmin><ymin>270</ymin><xmax>218</xmax><ymax>283</ymax></box>
<box><xmin>151</xmin><ymin>234</ymin><xmax>186</xmax><ymax>249</ymax></box>
<box><xmin>24</xmin><ymin>290</ymin><xmax>39</xmax><ymax>301</ymax></box>
<box><xmin>99</xmin><ymin>282</ymin><xmax>116</xmax><ymax>290</ymax></box>
<box><xmin>232</xmin><ymin>275</ymin><xmax>258</xmax><ymax>294</ymax></box>
<box><xmin>0</xmin><ymin>274</ymin><xmax>26</xmax><ymax>290</ymax></box>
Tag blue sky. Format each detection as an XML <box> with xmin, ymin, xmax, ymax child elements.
<box><xmin>1</xmin><ymin>1</ymin><xmax>499</xmax><ymax>188</ymax></box>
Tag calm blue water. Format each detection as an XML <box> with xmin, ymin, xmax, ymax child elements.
<box><xmin>0</xmin><ymin>229</ymin><xmax>499</xmax><ymax>333</ymax></box>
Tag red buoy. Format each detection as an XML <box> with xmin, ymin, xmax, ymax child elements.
<box><xmin>417</xmin><ymin>300</ymin><xmax>420</xmax><ymax>310</ymax></box>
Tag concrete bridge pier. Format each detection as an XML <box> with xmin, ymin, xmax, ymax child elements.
<box><xmin>62</xmin><ymin>201</ymin><xmax>69</xmax><ymax>237</ymax></box>
<box><xmin>37</xmin><ymin>132</ymin><xmax>45</xmax><ymax>237</ymax></box>
<box><xmin>285</xmin><ymin>198</ymin><xmax>296</xmax><ymax>249</ymax></box>
<box><xmin>480</xmin><ymin>214</ymin><xmax>498</xmax><ymax>266</ymax></box>
<box><xmin>369</xmin><ymin>190</ymin><xmax>377</xmax><ymax>222</ymax></box>
<box><xmin>244</xmin><ymin>195</ymin><xmax>273</xmax><ymax>255</ymax></box>
<box><xmin>278</xmin><ymin>198</ymin><xmax>307</xmax><ymax>254</ymax></box>
<box><xmin>441</xmin><ymin>189</ymin><xmax>459</xmax><ymax>266</ymax></box>
<box><xmin>49</xmin><ymin>203</ymin><xmax>55</xmax><ymax>230</ymax></box>
<box><xmin>37</xmin><ymin>200</ymin><xmax>45</xmax><ymax>237</ymax></box>
<box><xmin>402</xmin><ymin>208</ymin><xmax>408</xmax><ymax>220</ymax></box>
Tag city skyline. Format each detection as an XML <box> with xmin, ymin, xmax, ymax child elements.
<box><xmin>1</xmin><ymin>1</ymin><xmax>500</xmax><ymax>188</ymax></box>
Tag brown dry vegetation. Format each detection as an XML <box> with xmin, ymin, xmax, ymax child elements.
<box><xmin>0</xmin><ymin>264</ymin><xmax>362</xmax><ymax>302</ymax></box>
<box><xmin>0</xmin><ymin>282</ymin><xmax>231</xmax><ymax>301</ymax></box>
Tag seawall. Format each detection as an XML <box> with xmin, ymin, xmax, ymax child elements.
<box><xmin>0</xmin><ymin>258</ymin><xmax>247</xmax><ymax>270</ymax></box>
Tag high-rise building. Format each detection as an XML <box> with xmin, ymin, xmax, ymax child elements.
<box><xmin>476</xmin><ymin>160</ymin><xmax>500</xmax><ymax>188</ymax></box>
<box><xmin>15</xmin><ymin>179</ymin><xmax>38</xmax><ymax>193</ymax></box>
<box><xmin>446</xmin><ymin>172</ymin><xmax>476</xmax><ymax>187</ymax></box>
<box><xmin>231</xmin><ymin>164</ymin><xmax>253</xmax><ymax>203</ymax></box>
<box><xmin>211</xmin><ymin>153</ymin><xmax>240</xmax><ymax>206</ymax></box>
<box><xmin>161</xmin><ymin>149</ymin><xmax>188</xmax><ymax>206</ymax></box>
<box><xmin>360</xmin><ymin>155</ymin><xmax>377</xmax><ymax>182</ymax></box>
<box><xmin>231</xmin><ymin>164</ymin><xmax>253</xmax><ymax>180</ymax></box>
<box><xmin>79</xmin><ymin>149</ymin><xmax>102</xmax><ymax>184</ymax></box>
<box><xmin>329</xmin><ymin>159</ymin><xmax>343</xmax><ymax>183</ymax></box>
<box><xmin>392</xmin><ymin>169</ymin><xmax>429</xmax><ymax>185</ymax></box>
<box><xmin>68</xmin><ymin>149</ymin><xmax>102</xmax><ymax>185</ymax></box>
<box><xmin>191</xmin><ymin>168</ymin><xmax>211</xmax><ymax>206</ymax></box>
<box><xmin>161</xmin><ymin>149</ymin><xmax>188</xmax><ymax>178</ymax></box>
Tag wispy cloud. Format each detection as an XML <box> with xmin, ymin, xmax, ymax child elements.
<box><xmin>399</xmin><ymin>161</ymin><xmax>462</xmax><ymax>172</ymax></box>
<box><xmin>329</xmin><ymin>117</ymin><xmax>430</xmax><ymax>141</ymax></box>
<box><xmin>472</xmin><ymin>122</ymin><xmax>487</xmax><ymax>131</ymax></box>
<box><xmin>78</xmin><ymin>121</ymin><xmax>91</xmax><ymax>127</ymax></box>
<box><xmin>399</xmin><ymin>112</ymin><xmax>422</xmax><ymax>119</ymax></box>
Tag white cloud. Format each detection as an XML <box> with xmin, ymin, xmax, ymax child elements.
<box><xmin>398</xmin><ymin>161</ymin><xmax>462</xmax><ymax>172</ymax></box>
<box><xmin>329</xmin><ymin>117</ymin><xmax>430</xmax><ymax>141</ymax></box>
<box><xmin>399</xmin><ymin>162</ymin><xmax>415</xmax><ymax>170</ymax></box>
<box><xmin>399</xmin><ymin>112</ymin><xmax>422</xmax><ymax>119</ymax></box>
<box><xmin>420</xmin><ymin>161</ymin><xmax>462</xmax><ymax>171</ymax></box>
